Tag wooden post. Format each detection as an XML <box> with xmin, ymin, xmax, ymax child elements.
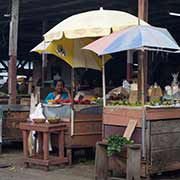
<box><xmin>127</xmin><ymin>50</ymin><xmax>134</xmax><ymax>81</ymax></box>
<box><xmin>138</xmin><ymin>0</ymin><xmax>148</xmax><ymax>21</ymax></box>
<box><xmin>0</xmin><ymin>143</ymin><xmax>2</xmax><ymax>154</ymax></box>
<box><xmin>42</xmin><ymin>21</ymin><xmax>48</xmax><ymax>86</ymax></box>
<box><xmin>138</xmin><ymin>0</ymin><xmax>148</xmax><ymax>104</ymax></box>
<box><xmin>95</xmin><ymin>142</ymin><xmax>108</xmax><ymax>180</ymax></box>
<box><xmin>28</xmin><ymin>59</ymin><xmax>31</xmax><ymax>79</ymax></box>
<box><xmin>8</xmin><ymin>0</ymin><xmax>19</xmax><ymax>104</ymax></box>
<box><xmin>127</xmin><ymin>144</ymin><xmax>141</xmax><ymax>180</ymax></box>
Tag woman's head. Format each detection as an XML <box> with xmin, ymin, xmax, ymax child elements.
<box><xmin>54</xmin><ymin>79</ymin><xmax>65</xmax><ymax>93</ymax></box>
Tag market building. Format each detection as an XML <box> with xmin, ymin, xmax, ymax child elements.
<box><xmin>0</xmin><ymin>0</ymin><xmax>180</xmax><ymax>179</ymax></box>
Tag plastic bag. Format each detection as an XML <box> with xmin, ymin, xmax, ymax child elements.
<box><xmin>29</xmin><ymin>103</ymin><xmax>45</xmax><ymax>121</ymax></box>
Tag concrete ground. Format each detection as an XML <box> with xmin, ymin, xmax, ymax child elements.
<box><xmin>1</xmin><ymin>145</ymin><xmax>180</xmax><ymax>180</ymax></box>
<box><xmin>0</xmin><ymin>144</ymin><xmax>95</xmax><ymax>180</ymax></box>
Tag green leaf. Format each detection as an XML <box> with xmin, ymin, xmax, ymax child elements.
<box><xmin>106</xmin><ymin>135</ymin><xmax>133</xmax><ymax>157</ymax></box>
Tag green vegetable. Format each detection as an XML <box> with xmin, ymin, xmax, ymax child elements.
<box><xmin>107</xmin><ymin>135</ymin><xmax>133</xmax><ymax>157</ymax></box>
<box><xmin>95</xmin><ymin>98</ymin><xmax>103</xmax><ymax>106</ymax></box>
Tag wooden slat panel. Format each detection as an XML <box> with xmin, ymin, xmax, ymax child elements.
<box><xmin>146</xmin><ymin>108</ymin><xmax>180</xmax><ymax>120</ymax></box>
<box><xmin>151</xmin><ymin>148</ymin><xmax>180</xmax><ymax>173</ymax></box>
<box><xmin>75</xmin><ymin>113</ymin><xmax>102</xmax><ymax>120</ymax></box>
<box><xmin>150</xmin><ymin>162</ymin><xmax>180</xmax><ymax>174</ymax></box>
<box><xmin>150</xmin><ymin>119</ymin><xmax>180</xmax><ymax>135</ymax></box>
<box><xmin>103</xmin><ymin>107</ymin><xmax>142</xmax><ymax>127</ymax></box>
<box><xmin>69</xmin><ymin>135</ymin><xmax>102</xmax><ymax>148</ymax></box>
<box><xmin>150</xmin><ymin>119</ymin><xmax>180</xmax><ymax>173</ymax></box>
<box><xmin>151</xmin><ymin>132</ymin><xmax>180</xmax><ymax>151</ymax></box>
<box><xmin>74</xmin><ymin>120</ymin><xmax>102</xmax><ymax>134</ymax></box>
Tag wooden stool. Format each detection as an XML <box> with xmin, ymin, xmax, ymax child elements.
<box><xmin>20</xmin><ymin>122</ymin><xmax>69</xmax><ymax>170</ymax></box>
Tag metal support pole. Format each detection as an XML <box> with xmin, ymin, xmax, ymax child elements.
<box><xmin>102</xmin><ymin>56</ymin><xmax>106</xmax><ymax>107</ymax></box>
<box><xmin>141</xmin><ymin>108</ymin><xmax>146</xmax><ymax>159</ymax></box>
<box><xmin>71</xmin><ymin>68</ymin><xmax>75</xmax><ymax>136</ymax></box>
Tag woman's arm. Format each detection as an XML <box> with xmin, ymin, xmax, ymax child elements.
<box><xmin>63</xmin><ymin>87</ymin><xmax>71</xmax><ymax>100</ymax></box>
<box><xmin>44</xmin><ymin>92</ymin><xmax>55</xmax><ymax>104</ymax></box>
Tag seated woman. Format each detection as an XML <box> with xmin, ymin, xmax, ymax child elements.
<box><xmin>44</xmin><ymin>79</ymin><xmax>71</xmax><ymax>104</ymax></box>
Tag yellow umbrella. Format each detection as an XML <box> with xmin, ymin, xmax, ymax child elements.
<box><xmin>44</xmin><ymin>8</ymin><xmax>149</xmax><ymax>41</ymax></box>
<box><xmin>31</xmin><ymin>37</ymin><xmax>111</xmax><ymax>71</ymax></box>
<box><xmin>41</xmin><ymin>8</ymin><xmax>148</xmax><ymax>70</ymax></box>
<box><xmin>31</xmin><ymin>41</ymin><xmax>51</xmax><ymax>54</ymax></box>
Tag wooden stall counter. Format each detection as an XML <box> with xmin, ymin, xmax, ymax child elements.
<box><xmin>103</xmin><ymin>105</ymin><xmax>180</xmax><ymax>177</ymax></box>
<box><xmin>103</xmin><ymin>105</ymin><xmax>180</xmax><ymax>128</ymax></box>
<box><xmin>42</xmin><ymin>104</ymin><xmax>102</xmax><ymax>165</ymax></box>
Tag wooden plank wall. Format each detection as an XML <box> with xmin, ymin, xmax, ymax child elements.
<box><xmin>2</xmin><ymin>111</ymin><xmax>29</xmax><ymax>141</ymax></box>
<box><xmin>150</xmin><ymin>119</ymin><xmax>180</xmax><ymax>173</ymax></box>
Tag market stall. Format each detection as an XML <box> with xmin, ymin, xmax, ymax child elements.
<box><xmin>0</xmin><ymin>104</ymin><xmax>30</xmax><ymax>153</ymax></box>
<box><xmin>37</xmin><ymin>90</ymin><xmax>103</xmax><ymax>164</ymax></box>
<box><xmin>31</xmin><ymin>52</ymin><xmax>104</xmax><ymax>164</ymax></box>
<box><xmin>30</xmin><ymin>8</ymin><xmax>149</xmax><ymax>163</ymax></box>
<box><xmin>83</xmin><ymin>25</ymin><xmax>180</xmax><ymax>177</ymax></box>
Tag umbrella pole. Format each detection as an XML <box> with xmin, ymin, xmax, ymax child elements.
<box><xmin>140</xmin><ymin>50</ymin><xmax>145</xmax><ymax>105</ymax></box>
<box><xmin>102</xmin><ymin>56</ymin><xmax>106</xmax><ymax>107</ymax></box>
<box><xmin>71</xmin><ymin>68</ymin><xmax>75</xmax><ymax>136</ymax></box>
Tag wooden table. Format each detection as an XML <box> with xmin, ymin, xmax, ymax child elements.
<box><xmin>19</xmin><ymin>122</ymin><xmax>68</xmax><ymax>170</ymax></box>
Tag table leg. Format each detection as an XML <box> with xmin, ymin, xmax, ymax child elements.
<box><xmin>22</xmin><ymin>130</ymin><xmax>30</xmax><ymax>168</ymax></box>
<box><xmin>67</xmin><ymin>148</ymin><xmax>72</xmax><ymax>165</ymax></box>
<box><xmin>59</xmin><ymin>130</ymin><xmax>64</xmax><ymax>159</ymax></box>
<box><xmin>43</xmin><ymin>132</ymin><xmax>49</xmax><ymax>160</ymax></box>
<box><xmin>33</xmin><ymin>132</ymin><xmax>37</xmax><ymax>156</ymax></box>
<box><xmin>22</xmin><ymin>130</ymin><xmax>29</xmax><ymax>158</ymax></box>
<box><xmin>38</xmin><ymin>132</ymin><xmax>43</xmax><ymax>155</ymax></box>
